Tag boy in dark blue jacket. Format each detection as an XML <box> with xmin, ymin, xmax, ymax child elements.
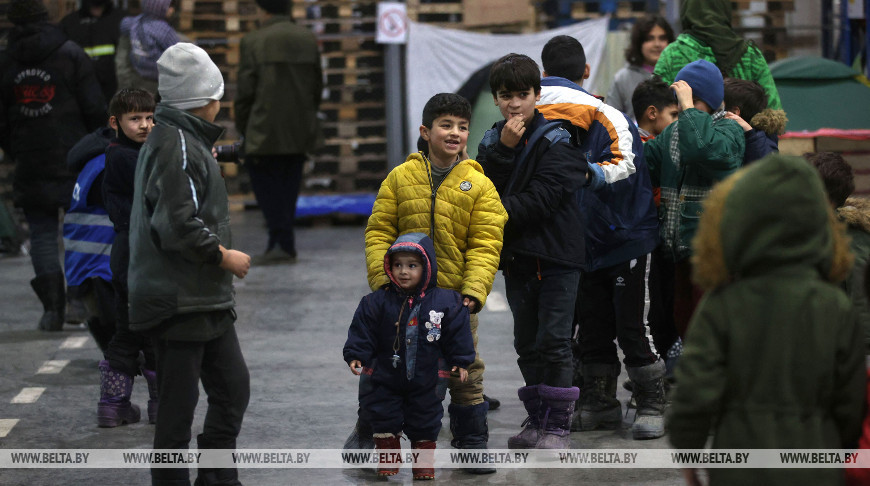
<box><xmin>536</xmin><ymin>35</ymin><xmax>666</xmax><ymax>441</ymax></box>
<box><xmin>723</xmin><ymin>78</ymin><xmax>784</xmax><ymax>165</ymax></box>
<box><xmin>477</xmin><ymin>53</ymin><xmax>587</xmax><ymax>449</ymax></box>
<box><xmin>344</xmin><ymin>233</ymin><xmax>474</xmax><ymax>480</ymax></box>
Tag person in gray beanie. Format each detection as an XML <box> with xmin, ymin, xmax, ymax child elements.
<box><xmin>644</xmin><ymin>58</ymin><xmax>745</xmax><ymax>341</ymax></box>
<box><xmin>234</xmin><ymin>0</ymin><xmax>322</xmax><ymax>265</ymax></box>
<box><xmin>127</xmin><ymin>42</ymin><xmax>251</xmax><ymax>486</ymax></box>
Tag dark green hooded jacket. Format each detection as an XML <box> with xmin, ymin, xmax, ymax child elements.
<box><xmin>667</xmin><ymin>155</ymin><xmax>865</xmax><ymax>486</ymax></box>
<box><xmin>128</xmin><ymin>104</ymin><xmax>232</xmax><ymax>332</ymax></box>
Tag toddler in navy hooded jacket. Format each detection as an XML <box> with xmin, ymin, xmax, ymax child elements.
<box><xmin>343</xmin><ymin>233</ymin><xmax>474</xmax><ymax>478</ymax></box>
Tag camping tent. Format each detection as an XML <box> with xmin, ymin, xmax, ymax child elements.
<box><xmin>770</xmin><ymin>56</ymin><xmax>870</xmax><ymax>132</ymax></box>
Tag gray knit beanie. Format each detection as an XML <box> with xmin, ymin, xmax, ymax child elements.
<box><xmin>157</xmin><ymin>43</ymin><xmax>224</xmax><ymax>110</ymax></box>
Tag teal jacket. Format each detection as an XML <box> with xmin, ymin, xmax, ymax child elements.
<box><xmin>128</xmin><ymin>104</ymin><xmax>233</xmax><ymax>331</ymax></box>
<box><xmin>654</xmin><ymin>33</ymin><xmax>782</xmax><ymax>110</ymax></box>
<box><xmin>644</xmin><ymin>108</ymin><xmax>744</xmax><ymax>261</ymax></box>
<box><xmin>668</xmin><ymin>155</ymin><xmax>865</xmax><ymax>486</ymax></box>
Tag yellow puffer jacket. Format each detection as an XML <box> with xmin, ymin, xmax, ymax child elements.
<box><xmin>365</xmin><ymin>153</ymin><xmax>507</xmax><ymax>310</ymax></box>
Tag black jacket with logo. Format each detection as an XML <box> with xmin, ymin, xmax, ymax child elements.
<box><xmin>0</xmin><ymin>21</ymin><xmax>106</xmax><ymax>212</ymax></box>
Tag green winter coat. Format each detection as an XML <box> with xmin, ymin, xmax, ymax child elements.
<box><xmin>234</xmin><ymin>16</ymin><xmax>323</xmax><ymax>156</ymax></box>
<box><xmin>644</xmin><ymin>108</ymin><xmax>744</xmax><ymax>261</ymax></box>
<box><xmin>128</xmin><ymin>104</ymin><xmax>233</xmax><ymax>332</ymax></box>
<box><xmin>654</xmin><ymin>33</ymin><xmax>782</xmax><ymax>110</ymax></box>
<box><xmin>667</xmin><ymin>155</ymin><xmax>865</xmax><ymax>486</ymax></box>
<box><xmin>840</xmin><ymin>197</ymin><xmax>870</xmax><ymax>353</ymax></box>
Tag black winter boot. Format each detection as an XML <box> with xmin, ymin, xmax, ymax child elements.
<box><xmin>449</xmin><ymin>402</ymin><xmax>496</xmax><ymax>474</ymax></box>
<box><xmin>30</xmin><ymin>272</ymin><xmax>65</xmax><ymax>331</ymax></box>
<box><xmin>627</xmin><ymin>359</ymin><xmax>667</xmax><ymax>440</ymax></box>
<box><xmin>574</xmin><ymin>363</ymin><xmax>622</xmax><ymax>431</ymax></box>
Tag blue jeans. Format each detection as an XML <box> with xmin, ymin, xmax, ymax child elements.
<box><xmin>504</xmin><ymin>258</ymin><xmax>580</xmax><ymax>388</ymax></box>
<box><xmin>24</xmin><ymin>208</ymin><xmax>62</xmax><ymax>277</ymax></box>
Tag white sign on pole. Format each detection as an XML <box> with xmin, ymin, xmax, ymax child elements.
<box><xmin>376</xmin><ymin>2</ymin><xmax>408</xmax><ymax>44</ymax></box>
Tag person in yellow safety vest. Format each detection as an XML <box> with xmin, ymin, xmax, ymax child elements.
<box><xmin>61</xmin><ymin>0</ymin><xmax>127</xmax><ymax>102</ymax></box>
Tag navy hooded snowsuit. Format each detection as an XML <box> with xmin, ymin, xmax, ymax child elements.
<box><xmin>344</xmin><ymin>233</ymin><xmax>475</xmax><ymax>441</ymax></box>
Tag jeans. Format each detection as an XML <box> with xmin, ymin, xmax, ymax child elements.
<box><xmin>504</xmin><ymin>258</ymin><xmax>580</xmax><ymax>388</ymax></box>
<box><xmin>247</xmin><ymin>155</ymin><xmax>305</xmax><ymax>255</ymax></box>
<box><xmin>24</xmin><ymin>208</ymin><xmax>62</xmax><ymax>276</ymax></box>
<box><xmin>577</xmin><ymin>254</ymin><xmax>658</xmax><ymax>369</ymax></box>
<box><xmin>151</xmin><ymin>323</ymin><xmax>250</xmax><ymax>486</ymax></box>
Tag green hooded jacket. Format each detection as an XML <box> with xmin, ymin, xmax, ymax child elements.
<box><xmin>655</xmin><ymin>33</ymin><xmax>782</xmax><ymax>111</ymax></box>
<box><xmin>667</xmin><ymin>155</ymin><xmax>865</xmax><ymax>486</ymax></box>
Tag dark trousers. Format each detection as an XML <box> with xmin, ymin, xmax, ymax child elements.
<box><xmin>105</xmin><ymin>231</ymin><xmax>156</xmax><ymax>376</ymax></box>
<box><xmin>577</xmin><ymin>254</ymin><xmax>658</xmax><ymax>369</ymax></box>
<box><xmin>673</xmin><ymin>259</ymin><xmax>704</xmax><ymax>339</ymax></box>
<box><xmin>646</xmin><ymin>247</ymin><xmax>679</xmax><ymax>356</ymax></box>
<box><xmin>362</xmin><ymin>381</ymin><xmax>444</xmax><ymax>442</ymax></box>
<box><xmin>104</xmin><ymin>277</ymin><xmax>156</xmax><ymax>376</ymax></box>
<box><xmin>24</xmin><ymin>207</ymin><xmax>62</xmax><ymax>276</ymax></box>
<box><xmin>151</xmin><ymin>324</ymin><xmax>250</xmax><ymax>486</ymax></box>
<box><xmin>504</xmin><ymin>260</ymin><xmax>580</xmax><ymax>388</ymax></box>
<box><xmin>247</xmin><ymin>155</ymin><xmax>305</xmax><ymax>255</ymax></box>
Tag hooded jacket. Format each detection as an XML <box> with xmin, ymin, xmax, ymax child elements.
<box><xmin>60</xmin><ymin>0</ymin><xmax>126</xmax><ymax>101</ymax></box>
<box><xmin>668</xmin><ymin>155</ymin><xmax>864</xmax><ymax>486</ymax></box>
<box><xmin>743</xmin><ymin>108</ymin><xmax>787</xmax><ymax>165</ymax></box>
<box><xmin>365</xmin><ymin>153</ymin><xmax>506</xmax><ymax>310</ymax></box>
<box><xmin>66</xmin><ymin>126</ymin><xmax>113</xmax><ymax>206</ymax></box>
<box><xmin>119</xmin><ymin>0</ymin><xmax>178</xmax><ymax>82</ymax></box>
<box><xmin>477</xmin><ymin>110</ymin><xmax>588</xmax><ymax>268</ymax></box>
<box><xmin>344</xmin><ymin>233</ymin><xmax>475</xmax><ymax>391</ymax></box>
<box><xmin>0</xmin><ymin>21</ymin><xmax>107</xmax><ymax>213</ymax></box>
<box><xmin>127</xmin><ymin>104</ymin><xmax>230</xmax><ymax>332</ymax></box>
<box><xmin>839</xmin><ymin>197</ymin><xmax>870</xmax><ymax>353</ymax></box>
<box><xmin>537</xmin><ymin>77</ymin><xmax>658</xmax><ymax>271</ymax></box>
<box><xmin>655</xmin><ymin>32</ymin><xmax>782</xmax><ymax>111</ymax></box>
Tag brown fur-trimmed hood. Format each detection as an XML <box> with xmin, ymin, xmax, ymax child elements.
<box><xmin>750</xmin><ymin>108</ymin><xmax>788</xmax><ymax>136</ymax></box>
<box><xmin>692</xmin><ymin>154</ymin><xmax>852</xmax><ymax>291</ymax></box>
<box><xmin>839</xmin><ymin>197</ymin><xmax>870</xmax><ymax>233</ymax></box>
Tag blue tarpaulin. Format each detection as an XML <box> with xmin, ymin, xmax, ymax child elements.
<box><xmin>295</xmin><ymin>193</ymin><xmax>376</xmax><ymax>218</ymax></box>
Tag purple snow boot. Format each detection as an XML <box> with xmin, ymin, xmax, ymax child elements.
<box><xmin>507</xmin><ymin>385</ymin><xmax>541</xmax><ymax>449</ymax></box>
<box><xmin>536</xmin><ymin>385</ymin><xmax>580</xmax><ymax>449</ymax></box>
<box><xmin>141</xmin><ymin>368</ymin><xmax>158</xmax><ymax>424</ymax></box>
<box><xmin>97</xmin><ymin>360</ymin><xmax>141</xmax><ymax>427</ymax></box>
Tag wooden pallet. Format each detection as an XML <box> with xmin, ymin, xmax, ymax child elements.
<box><xmin>571</xmin><ymin>0</ymin><xmax>652</xmax><ymax>20</ymax></box>
<box><xmin>406</xmin><ymin>0</ymin><xmax>535</xmax><ymax>32</ymax></box>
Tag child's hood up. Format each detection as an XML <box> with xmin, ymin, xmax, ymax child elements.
<box><xmin>691</xmin><ymin>154</ymin><xmax>852</xmax><ymax>291</ymax></box>
<box><xmin>384</xmin><ymin>232</ymin><xmax>438</xmax><ymax>298</ymax></box>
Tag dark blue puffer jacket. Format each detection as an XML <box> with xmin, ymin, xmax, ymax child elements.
<box><xmin>344</xmin><ymin>233</ymin><xmax>475</xmax><ymax>390</ymax></box>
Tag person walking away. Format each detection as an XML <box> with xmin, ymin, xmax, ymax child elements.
<box><xmin>235</xmin><ymin>0</ymin><xmax>323</xmax><ymax>265</ymax></box>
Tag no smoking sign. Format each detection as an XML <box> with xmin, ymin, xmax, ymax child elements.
<box><xmin>376</xmin><ymin>2</ymin><xmax>408</xmax><ymax>44</ymax></box>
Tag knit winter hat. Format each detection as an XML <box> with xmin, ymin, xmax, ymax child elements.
<box><xmin>674</xmin><ymin>60</ymin><xmax>724</xmax><ymax>111</ymax></box>
<box><xmin>8</xmin><ymin>0</ymin><xmax>49</xmax><ymax>25</ymax></box>
<box><xmin>157</xmin><ymin>43</ymin><xmax>224</xmax><ymax>110</ymax></box>
<box><xmin>255</xmin><ymin>0</ymin><xmax>288</xmax><ymax>14</ymax></box>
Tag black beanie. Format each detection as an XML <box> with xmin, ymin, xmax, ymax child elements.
<box><xmin>255</xmin><ymin>0</ymin><xmax>287</xmax><ymax>14</ymax></box>
<box><xmin>8</xmin><ymin>0</ymin><xmax>49</xmax><ymax>25</ymax></box>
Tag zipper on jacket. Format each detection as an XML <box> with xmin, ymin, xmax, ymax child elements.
<box><xmin>423</xmin><ymin>153</ymin><xmax>459</xmax><ymax>247</ymax></box>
